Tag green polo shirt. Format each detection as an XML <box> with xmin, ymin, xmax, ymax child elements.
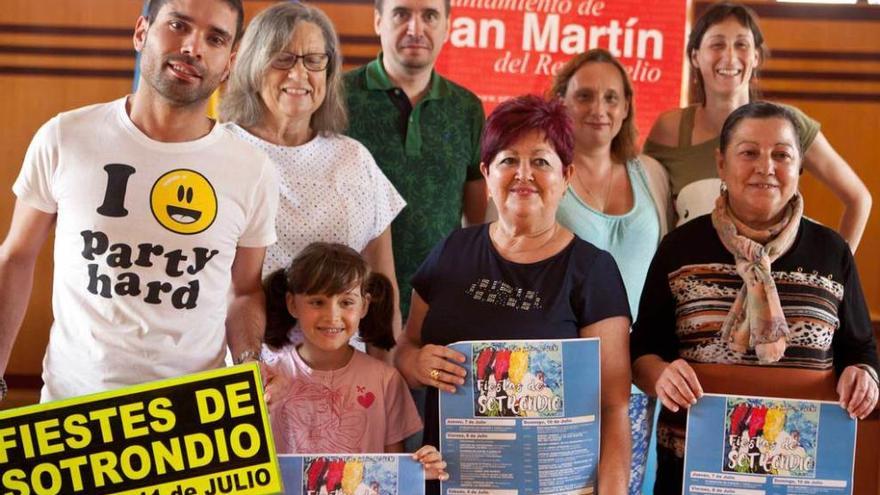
<box><xmin>344</xmin><ymin>54</ymin><xmax>484</xmax><ymax>316</ymax></box>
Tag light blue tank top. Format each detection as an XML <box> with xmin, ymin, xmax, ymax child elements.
<box><xmin>556</xmin><ymin>159</ymin><xmax>661</xmax><ymax>322</ymax></box>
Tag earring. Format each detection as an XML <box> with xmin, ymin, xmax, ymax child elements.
<box><xmin>720</xmin><ymin>181</ymin><xmax>728</xmax><ymax>194</ymax></box>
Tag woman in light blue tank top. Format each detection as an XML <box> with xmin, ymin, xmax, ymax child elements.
<box><xmin>551</xmin><ymin>49</ymin><xmax>671</xmax><ymax>495</ymax></box>
<box><xmin>557</xmin><ymin>161</ymin><xmax>660</xmax><ymax>318</ymax></box>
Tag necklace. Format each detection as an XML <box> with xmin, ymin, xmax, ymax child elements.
<box><xmin>574</xmin><ymin>163</ymin><xmax>616</xmax><ymax>213</ymax></box>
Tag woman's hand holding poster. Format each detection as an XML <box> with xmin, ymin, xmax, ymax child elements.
<box><xmin>684</xmin><ymin>394</ymin><xmax>857</xmax><ymax>495</ymax></box>
<box><xmin>440</xmin><ymin>339</ymin><xmax>600</xmax><ymax>494</ymax></box>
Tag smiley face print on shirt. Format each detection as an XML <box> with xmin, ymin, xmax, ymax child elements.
<box><xmin>150</xmin><ymin>169</ymin><xmax>217</xmax><ymax>235</ymax></box>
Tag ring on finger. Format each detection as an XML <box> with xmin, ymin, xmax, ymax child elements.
<box><xmin>429</xmin><ymin>368</ymin><xmax>441</xmax><ymax>381</ymax></box>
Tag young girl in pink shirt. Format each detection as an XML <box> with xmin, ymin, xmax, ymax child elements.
<box><xmin>261</xmin><ymin>242</ymin><xmax>446</xmax><ymax>480</ymax></box>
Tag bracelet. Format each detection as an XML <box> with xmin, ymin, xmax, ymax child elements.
<box><xmin>855</xmin><ymin>364</ymin><xmax>879</xmax><ymax>386</ymax></box>
<box><xmin>0</xmin><ymin>376</ymin><xmax>7</xmax><ymax>402</ymax></box>
<box><xmin>235</xmin><ymin>349</ymin><xmax>262</xmax><ymax>365</ymax></box>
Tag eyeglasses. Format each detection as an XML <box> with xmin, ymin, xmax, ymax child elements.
<box><xmin>270</xmin><ymin>52</ymin><xmax>330</xmax><ymax>72</ymax></box>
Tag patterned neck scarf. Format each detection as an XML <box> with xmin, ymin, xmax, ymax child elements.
<box><xmin>711</xmin><ymin>192</ymin><xmax>803</xmax><ymax>363</ymax></box>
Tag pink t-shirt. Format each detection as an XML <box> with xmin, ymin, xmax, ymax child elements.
<box><xmin>263</xmin><ymin>345</ymin><xmax>423</xmax><ymax>454</ymax></box>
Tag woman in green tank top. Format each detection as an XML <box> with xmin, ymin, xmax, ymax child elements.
<box><xmin>643</xmin><ymin>2</ymin><xmax>870</xmax><ymax>250</ymax></box>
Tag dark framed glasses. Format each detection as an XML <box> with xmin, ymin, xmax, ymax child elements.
<box><xmin>270</xmin><ymin>52</ymin><xmax>330</xmax><ymax>72</ymax></box>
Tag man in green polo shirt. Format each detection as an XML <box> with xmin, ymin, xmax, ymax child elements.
<box><xmin>344</xmin><ymin>0</ymin><xmax>487</xmax><ymax>319</ymax></box>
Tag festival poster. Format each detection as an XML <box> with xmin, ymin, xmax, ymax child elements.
<box><xmin>0</xmin><ymin>363</ymin><xmax>281</xmax><ymax>495</ymax></box>
<box><xmin>683</xmin><ymin>394</ymin><xmax>857</xmax><ymax>495</ymax></box>
<box><xmin>435</xmin><ymin>0</ymin><xmax>689</xmax><ymax>140</ymax></box>
<box><xmin>277</xmin><ymin>454</ymin><xmax>424</xmax><ymax>495</ymax></box>
<box><xmin>440</xmin><ymin>339</ymin><xmax>600</xmax><ymax>494</ymax></box>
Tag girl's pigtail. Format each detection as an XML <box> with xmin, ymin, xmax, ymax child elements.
<box><xmin>264</xmin><ymin>268</ymin><xmax>297</xmax><ymax>349</ymax></box>
<box><xmin>359</xmin><ymin>272</ymin><xmax>396</xmax><ymax>351</ymax></box>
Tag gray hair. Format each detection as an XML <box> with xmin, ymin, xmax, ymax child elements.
<box><xmin>220</xmin><ymin>2</ymin><xmax>347</xmax><ymax>134</ymax></box>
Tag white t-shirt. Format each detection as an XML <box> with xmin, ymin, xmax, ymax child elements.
<box><xmin>226</xmin><ymin>124</ymin><xmax>405</xmax><ymax>276</ymax></box>
<box><xmin>13</xmin><ymin>97</ymin><xmax>279</xmax><ymax>402</ymax></box>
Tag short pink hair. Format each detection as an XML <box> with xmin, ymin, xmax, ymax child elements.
<box><xmin>480</xmin><ymin>95</ymin><xmax>574</xmax><ymax>167</ymax></box>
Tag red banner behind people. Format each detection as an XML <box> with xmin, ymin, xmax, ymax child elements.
<box><xmin>436</xmin><ymin>0</ymin><xmax>688</xmax><ymax>143</ymax></box>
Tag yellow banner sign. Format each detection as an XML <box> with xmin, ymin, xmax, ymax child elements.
<box><xmin>0</xmin><ymin>363</ymin><xmax>281</xmax><ymax>495</ymax></box>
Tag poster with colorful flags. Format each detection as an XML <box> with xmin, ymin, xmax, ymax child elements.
<box><xmin>278</xmin><ymin>454</ymin><xmax>425</xmax><ymax>495</ymax></box>
<box><xmin>683</xmin><ymin>394</ymin><xmax>857</xmax><ymax>495</ymax></box>
<box><xmin>440</xmin><ymin>338</ymin><xmax>601</xmax><ymax>494</ymax></box>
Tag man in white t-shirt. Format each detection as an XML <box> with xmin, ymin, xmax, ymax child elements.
<box><xmin>0</xmin><ymin>0</ymin><xmax>278</xmax><ymax>402</ymax></box>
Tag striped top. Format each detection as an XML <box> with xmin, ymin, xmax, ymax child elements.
<box><xmin>630</xmin><ymin>214</ymin><xmax>878</xmax><ymax>492</ymax></box>
<box><xmin>669</xmin><ymin>262</ymin><xmax>843</xmax><ymax>370</ymax></box>
<box><xmin>631</xmin><ymin>215</ymin><xmax>875</xmax><ymax>375</ymax></box>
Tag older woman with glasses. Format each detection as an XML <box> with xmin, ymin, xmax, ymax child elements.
<box><xmin>221</xmin><ymin>2</ymin><xmax>405</xmax><ymax>356</ymax></box>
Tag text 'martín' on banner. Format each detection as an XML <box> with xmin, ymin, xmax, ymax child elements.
<box><xmin>435</xmin><ymin>0</ymin><xmax>688</xmax><ymax>140</ymax></box>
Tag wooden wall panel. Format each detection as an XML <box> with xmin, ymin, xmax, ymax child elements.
<box><xmin>733</xmin><ymin>4</ymin><xmax>880</xmax><ymax>320</ymax></box>
<box><xmin>2</xmin><ymin>78</ymin><xmax>135</xmax><ymax>375</ymax></box>
<box><xmin>2</xmin><ymin>2</ymin><xmax>140</xmax><ymax>381</ymax></box>
<box><xmin>764</xmin><ymin>20</ymin><xmax>880</xmax><ymax>52</ymax></box>
<box><xmin>2</xmin><ymin>0</ymin><xmax>142</xmax><ymax>25</ymax></box>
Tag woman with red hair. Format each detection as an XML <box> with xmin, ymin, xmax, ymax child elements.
<box><xmin>396</xmin><ymin>95</ymin><xmax>634</xmax><ymax>494</ymax></box>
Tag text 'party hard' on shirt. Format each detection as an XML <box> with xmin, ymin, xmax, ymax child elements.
<box><xmin>13</xmin><ymin>97</ymin><xmax>278</xmax><ymax>402</ymax></box>
<box><xmin>643</xmin><ymin>103</ymin><xmax>819</xmax><ymax>226</ymax></box>
<box><xmin>226</xmin><ymin>125</ymin><xmax>406</xmax><ymax>277</ymax></box>
<box><xmin>344</xmin><ymin>53</ymin><xmax>485</xmax><ymax>316</ymax></box>
<box><xmin>629</xmin><ymin>215</ymin><xmax>878</xmax><ymax>493</ymax></box>
<box><xmin>413</xmin><ymin>224</ymin><xmax>631</xmax><ymax>448</ymax></box>
<box><xmin>262</xmin><ymin>345</ymin><xmax>423</xmax><ymax>454</ymax></box>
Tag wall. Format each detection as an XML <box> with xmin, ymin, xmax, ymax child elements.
<box><xmin>2</xmin><ymin>0</ymin><xmax>140</xmax><ymax>381</ymax></box>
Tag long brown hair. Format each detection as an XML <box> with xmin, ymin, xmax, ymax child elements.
<box><xmin>264</xmin><ymin>242</ymin><xmax>395</xmax><ymax>351</ymax></box>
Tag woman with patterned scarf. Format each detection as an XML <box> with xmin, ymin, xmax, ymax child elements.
<box><xmin>630</xmin><ymin>101</ymin><xmax>879</xmax><ymax>494</ymax></box>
